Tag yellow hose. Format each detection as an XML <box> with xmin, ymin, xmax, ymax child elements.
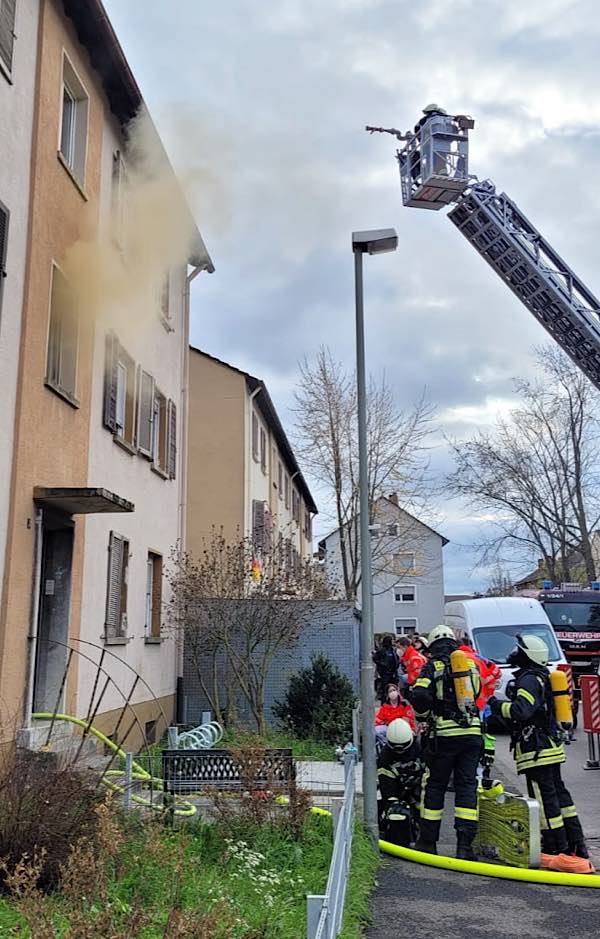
<box><xmin>378</xmin><ymin>840</ymin><xmax>600</xmax><ymax>888</ymax></box>
<box><xmin>31</xmin><ymin>712</ymin><xmax>196</xmax><ymax>817</ymax></box>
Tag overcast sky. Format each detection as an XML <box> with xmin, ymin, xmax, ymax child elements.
<box><xmin>104</xmin><ymin>0</ymin><xmax>600</xmax><ymax>593</ymax></box>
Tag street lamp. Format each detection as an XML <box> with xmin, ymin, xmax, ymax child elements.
<box><xmin>352</xmin><ymin>228</ymin><xmax>398</xmax><ymax>844</ymax></box>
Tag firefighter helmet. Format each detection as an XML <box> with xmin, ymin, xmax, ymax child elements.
<box><xmin>386</xmin><ymin>718</ymin><xmax>414</xmax><ymax>751</ymax></box>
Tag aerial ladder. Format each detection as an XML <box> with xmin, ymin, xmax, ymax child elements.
<box><xmin>366</xmin><ymin>105</ymin><xmax>600</xmax><ymax>391</ymax></box>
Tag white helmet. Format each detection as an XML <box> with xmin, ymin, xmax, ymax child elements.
<box><xmin>516</xmin><ymin>633</ymin><xmax>549</xmax><ymax>667</ymax></box>
<box><xmin>423</xmin><ymin>103</ymin><xmax>447</xmax><ymax>115</ymax></box>
<box><xmin>428</xmin><ymin>624</ymin><xmax>455</xmax><ymax>646</ymax></box>
<box><xmin>386</xmin><ymin>718</ymin><xmax>414</xmax><ymax>751</ymax></box>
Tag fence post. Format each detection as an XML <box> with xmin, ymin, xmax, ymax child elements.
<box><xmin>123</xmin><ymin>751</ymin><xmax>133</xmax><ymax>812</ymax></box>
<box><xmin>306</xmin><ymin>895</ymin><xmax>325</xmax><ymax>939</ymax></box>
<box><xmin>331</xmin><ymin>797</ymin><xmax>344</xmax><ymax>834</ymax></box>
<box><xmin>167</xmin><ymin>726</ymin><xmax>179</xmax><ymax>750</ymax></box>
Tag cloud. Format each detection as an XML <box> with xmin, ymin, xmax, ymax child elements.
<box><xmin>103</xmin><ymin>0</ymin><xmax>600</xmax><ymax>591</ymax></box>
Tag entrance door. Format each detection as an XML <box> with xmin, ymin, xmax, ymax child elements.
<box><xmin>33</xmin><ymin>521</ymin><xmax>74</xmax><ymax>714</ymax></box>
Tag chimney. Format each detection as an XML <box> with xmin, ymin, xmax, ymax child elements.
<box><xmin>388</xmin><ymin>493</ymin><xmax>398</xmax><ymax>506</ymax></box>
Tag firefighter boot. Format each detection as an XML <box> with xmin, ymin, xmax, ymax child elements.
<box><xmin>456</xmin><ymin>831</ymin><xmax>478</xmax><ymax>862</ymax></box>
<box><xmin>414</xmin><ymin>837</ymin><xmax>438</xmax><ymax>855</ymax></box>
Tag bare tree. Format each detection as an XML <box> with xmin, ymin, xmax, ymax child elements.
<box><xmin>293</xmin><ymin>347</ymin><xmax>435</xmax><ymax>600</ymax></box>
<box><xmin>166</xmin><ymin>531</ymin><xmax>331</xmax><ymax>736</ymax></box>
<box><xmin>447</xmin><ymin>346</ymin><xmax>600</xmax><ymax>583</ymax></box>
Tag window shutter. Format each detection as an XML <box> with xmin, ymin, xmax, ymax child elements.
<box><xmin>252</xmin><ymin>499</ymin><xmax>265</xmax><ymax>551</ymax></box>
<box><xmin>0</xmin><ymin>0</ymin><xmax>16</xmax><ymax>73</ymax></box>
<box><xmin>0</xmin><ymin>201</ymin><xmax>8</xmax><ymax>318</ymax></box>
<box><xmin>103</xmin><ymin>332</ymin><xmax>118</xmax><ymax>432</ymax></box>
<box><xmin>137</xmin><ymin>370</ymin><xmax>154</xmax><ymax>456</ymax></box>
<box><xmin>167</xmin><ymin>399</ymin><xmax>177</xmax><ymax>479</ymax></box>
<box><xmin>105</xmin><ymin>532</ymin><xmax>123</xmax><ymax>638</ymax></box>
<box><xmin>151</xmin><ymin>555</ymin><xmax>163</xmax><ymax>636</ymax></box>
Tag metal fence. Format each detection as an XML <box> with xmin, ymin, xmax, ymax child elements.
<box><xmin>306</xmin><ymin>753</ymin><xmax>356</xmax><ymax>939</ymax></box>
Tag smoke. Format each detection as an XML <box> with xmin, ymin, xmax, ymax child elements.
<box><xmin>62</xmin><ymin>109</ymin><xmax>197</xmax><ymax>345</ymax></box>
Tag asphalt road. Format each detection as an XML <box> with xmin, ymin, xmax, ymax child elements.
<box><xmin>366</xmin><ymin>731</ymin><xmax>600</xmax><ymax>938</ymax></box>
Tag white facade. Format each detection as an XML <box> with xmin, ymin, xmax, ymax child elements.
<box><xmin>78</xmin><ymin>114</ymin><xmax>205</xmax><ymax>719</ymax></box>
<box><xmin>320</xmin><ymin>498</ymin><xmax>447</xmax><ymax>636</ymax></box>
<box><xmin>0</xmin><ymin>0</ymin><xmax>39</xmax><ymax>601</ymax></box>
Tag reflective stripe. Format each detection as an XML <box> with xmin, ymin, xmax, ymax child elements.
<box><xmin>548</xmin><ymin>815</ymin><xmax>565</xmax><ymax>830</ymax></box>
<box><xmin>388</xmin><ymin>812</ymin><xmax>407</xmax><ymax>821</ymax></box>
<box><xmin>421</xmin><ymin>807</ymin><xmax>444</xmax><ymax>821</ymax></box>
<box><xmin>561</xmin><ymin>805</ymin><xmax>578</xmax><ymax>819</ymax></box>
<box><xmin>455</xmin><ymin>806</ymin><xmax>479</xmax><ymax>821</ymax></box>
<box><xmin>501</xmin><ymin>702</ymin><xmax>512</xmax><ymax>719</ymax></box>
<box><xmin>436</xmin><ymin>725</ymin><xmax>482</xmax><ymax>737</ymax></box>
<box><xmin>414</xmin><ymin>677</ymin><xmax>431</xmax><ymax>688</ymax></box>
<box><xmin>377</xmin><ymin>768</ymin><xmax>397</xmax><ymax>779</ymax></box>
<box><xmin>517</xmin><ymin>687</ymin><xmax>535</xmax><ymax>705</ymax></box>
<box><xmin>531</xmin><ymin>782</ymin><xmax>548</xmax><ymax>830</ymax></box>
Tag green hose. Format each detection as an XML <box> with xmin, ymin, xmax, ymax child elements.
<box><xmin>31</xmin><ymin>712</ymin><xmax>196</xmax><ymax>817</ymax></box>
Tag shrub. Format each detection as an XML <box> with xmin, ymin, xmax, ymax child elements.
<box><xmin>0</xmin><ymin>749</ymin><xmax>106</xmax><ymax>893</ymax></box>
<box><xmin>273</xmin><ymin>654</ymin><xmax>356</xmax><ymax>744</ymax></box>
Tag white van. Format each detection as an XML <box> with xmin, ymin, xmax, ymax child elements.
<box><xmin>444</xmin><ymin>597</ymin><xmax>568</xmax><ymax>702</ymax></box>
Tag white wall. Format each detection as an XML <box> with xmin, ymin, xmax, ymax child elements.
<box><xmin>0</xmin><ymin>0</ymin><xmax>39</xmax><ymax>601</ymax></box>
<box><xmin>78</xmin><ymin>115</ymin><xmax>186</xmax><ymax>716</ymax></box>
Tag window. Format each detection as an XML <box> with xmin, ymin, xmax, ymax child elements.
<box><xmin>260</xmin><ymin>427</ymin><xmax>267</xmax><ymax>474</ymax></box>
<box><xmin>105</xmin><ymin>532</ymin><xmax>129</xmax><ymax>641</ymax></box>
<box><xmin>145</xmin><ymin>720</ymin><xmax>157</xmax><ymax>745</ymax></box>
<box><xmin>46</xmin><ymin>265</ymin><xmax>78</xmax><ymax>401</ymax></box>
<box><xmin>252</xmin><ymin>499</ymin><xmax>265</xmax><ymax>552</ymax></box>
<box><xmin>145</xmin><ymin>552</ymin><xmax>163</xmax><ymax>640</ymax></box>
<box><xmin>394</xmin><ymin>551</ymin><xmax>416</xmax><ymax>575</ymax></box>
<box><xmin>292</xmin><ymin>489</ymin><xmax>300</xmax><ymax>523</ymax></box>
<box><xmin>278</xmin><ymin>462</ymin><xmax>283</xmax><ymax>498</ymax></box>
<box><xmin>304</xmin><ymin>508</ymin><xmax>312</xmax><ymax>540</ymax></box>
<box><xmin>394</xmin><ymin>617</ymin><xmax>418</xmax><ymax>637</ymax></box>
<box><xmin>111</xmin><ymin>150</ymin><xmax>128</xmax><ymax>251</ymax></box>
<box><xmin>152</xmin><ymin>388</ymin><xmax>168</xmax><ymax>473</ymax></box>
<box><xmin>0</xmin><ymin>0</ymin><xmax>16</xmax><ymax>75</ymax></box>
<box><xmin>394</xmin><ymin>585</ymin><xmax>416</xmax><ymax>604</ymax></box>
<box><xmin>137</xmin><ymin>370</ymin><xmax>154</xmax><ymax>457</ymax></box>
<box><xmin>252</xmin><ymin>412</ymin><xmax>259</xmax><ymax>462</ymax></box>
<box><xmin>59</xmin><ymin>54</ymin><xmax>89</xmax><ymax>186</ymax></box>
<box><xmin>284</xmin><ymin>475</ymin><xmax>290</xmax><ymax>509</ymax></box>
<box><xmin>387</xmin><ymin>524</ymin><xmax>399</xmax><ymax>537</ymax></box>
<box><xmin>0</xmin><ymin>200</ymin><xmax>8</xmax><ymax>321</ymax></box>
<box><xmin>160</xmin><ymin>273</ymin><xmax>171</xmax><ymax>326</ymax></box>
<box><xmin>104</xmin><ymin>335</ymin><xmax>136</xmax><ymax>446</ymax></box>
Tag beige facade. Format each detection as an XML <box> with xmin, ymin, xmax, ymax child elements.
<box><xmin>187</xmin><ymin>348</ymin><xmax>317</xmax><ymax>565</ymax></box>
<box><xmin>0</xmin><ymin>0</ymin><xmax>212</xmax><ymax>749</ymax></box>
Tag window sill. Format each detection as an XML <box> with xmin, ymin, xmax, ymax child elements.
<box><xmin>144</xmin><ymin>636</ymin><xmax>162</xmax><ymax>645</ymax></box>
<box><xmin>0</xmin><ymin>56</ymin><xmax>13</xmax><ymax>85</ymax></box>
<box><xmin>44</xmin><ymin>379</ymin><xmax>80</xmax><ymax>409</ymax></box>
<box><xmin>57</xmin><ymin>151</ymin><xmax>88</xmax><ymax>201</ymax></box>
<box><xmin>113</xmin><ymin>435</ymin><xmax>137</xmax><ymax>456</ymax></box>
<box><xmin>151</xmin><ymin>464</ymin><xmax>169</xmax><ymax>480</ymax></box>
<box><xmin>103</xmin><ymin>636</ymin><xmax>128</xmax><ymax>646</ymax></box>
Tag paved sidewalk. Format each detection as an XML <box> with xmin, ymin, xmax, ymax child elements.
<box><xmin>365</xmin><ymin>735</ymin><xmax>600</xmax><ymax>939</ymax></box>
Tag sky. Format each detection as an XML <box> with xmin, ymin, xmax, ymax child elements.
<box><xmin>104</xmin><ymin>0</ymin><xmax>600</xmax><ymax>593</ymax></box>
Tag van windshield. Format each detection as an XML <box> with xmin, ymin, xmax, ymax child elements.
<box><xmin>471</xmin><ymin>624</ymin><xmax>561</xmax><ymax>665</ymax></box>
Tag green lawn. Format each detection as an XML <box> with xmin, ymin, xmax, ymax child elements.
<box><xmin>0</xmin><ymin>813</ymin><xmax>378</xmax><ymax>938</ymax></box>
<box><xmin>221</xmin><ymin>727</ymin><xmax>337</xmax><ymax>762</ymax></box>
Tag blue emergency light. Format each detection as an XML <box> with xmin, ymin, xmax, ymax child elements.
<box><xmin>542</xmin><ymin>580</ymin><xmax>552</xmax><ymax>590</ymax></box>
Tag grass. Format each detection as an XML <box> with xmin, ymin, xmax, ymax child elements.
<box><xmin>221</xmin><ymin>727</ymin><xmax>337</xmax><ymax>761</ymax></box>
<box><xmin>0</xmin><ymin>814</ymin><xmax>379</xmax><ymax>938</ymax></box>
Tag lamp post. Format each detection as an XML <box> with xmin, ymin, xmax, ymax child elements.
<box><xmin>352</xmin><ymin>228</ymin><xmax>398</xmax><ymax>843</ymax></box>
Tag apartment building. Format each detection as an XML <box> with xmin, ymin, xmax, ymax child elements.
<box><xmin>0</xmin><ymin>0</ymin><xmax>212</xmax><ymax>747</ymax></box>
<box><xmin>319</xmin><ymin>496</ymin><xmax>448</xmax><ymax>636</ymax></box>
<box><xmin>0</xmin><ymin>0</ymin><xmax>39</xmax><ymax>628</ymax></box>
<box><xmin>187</xmin><ymin>348</ymin><xmax>317</xmax><ymax>567</ymax></box>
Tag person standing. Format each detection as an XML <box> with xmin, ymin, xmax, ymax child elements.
<box><xmin>373</xmin><ymin>635</ymin><xmax>400</xmax><ymax>702</ymax></box>
<box><xmin>488</xmin><ymin>634</ymin><xmax>593</xmax><ymax>873</ymax></box>
<box><xmin>396</xmin><ymin>636</ymin><xmax>427</xmax><ymax>687</ymax></box>
<box><xmin>411</xmin><ymin>625</ymin><xmax>482</xmax><ymax>859</ymax></box>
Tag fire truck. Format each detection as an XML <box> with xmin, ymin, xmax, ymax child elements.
<box><xmin>368</xmin><ymin>105</ymin><xmax>600</xmax><ymax>700</ymax></box>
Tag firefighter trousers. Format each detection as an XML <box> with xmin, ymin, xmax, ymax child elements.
<box><xmin>420</xmin><ymin>734</ymin><xmax>481</xmax><ymax>843</ymax></box>
<box><xmin>525</xmin><ymin>763</ymin><xmax>585</xmax><ymax>854</ymax></box>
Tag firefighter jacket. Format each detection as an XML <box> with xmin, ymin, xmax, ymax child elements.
<box><xmin>377</xmin><ymin>739</ymin><xmax>424</xmax><ymax>807</ymax></box>
<box><xmin>400</xmin><ymin>645</ymin><xmax>427</xmax><ymax>686</ymax></box>
<box><xmin>489</xmin><ymin>667</ymin><xmax>565</xmax><ymax>774</ymax></box>
<box><xmin>411</xmin><ymin>642</ymin><xmax>482</xmax><ymax>738</ymax></box>
<box><xmin>374</xmin><ymin>700</ymin><xmax>417</xmax><ymax>731</ymax></box>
